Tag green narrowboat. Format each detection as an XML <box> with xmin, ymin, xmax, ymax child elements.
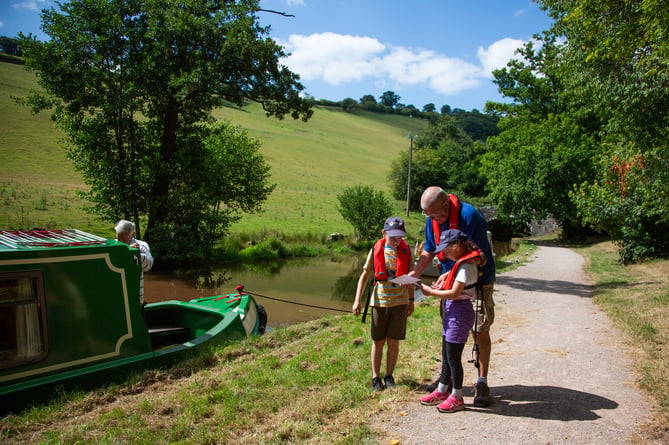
<box><xmin>0</xmin><ymin>229</ymin><xmax>266</xmax><ymax>412</ymax></box>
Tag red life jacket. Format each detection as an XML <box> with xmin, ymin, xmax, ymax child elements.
<box><xmin>439</xmin><ymin>250</ymin><xmax>482</xmax><ymax>290</ymax></box>
<box><xmin>431</xmin><ymin>194</ymin><xmax>461</xmax><ymax>262</ymax></box>
<box><xmin>373</xmin><ymin>238</ymin><xmax>410</xmax><ymax>281</ymax></box>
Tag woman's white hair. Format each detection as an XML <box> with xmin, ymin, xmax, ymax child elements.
<box><xmin>114</xmin><ymin>219</ymin><xmax>135</xmax><ymax>235</ymax></box>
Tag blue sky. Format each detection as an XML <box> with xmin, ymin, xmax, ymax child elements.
<box><xmin>0</xmin><ymin>0</ymin><xmax>554</xmax><ymax>111</ymax></box>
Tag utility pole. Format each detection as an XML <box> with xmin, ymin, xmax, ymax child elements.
<box><xmin>406</xmin><ymin>134</ymin><xmax>414</xmax><ymax>217</ymax></box>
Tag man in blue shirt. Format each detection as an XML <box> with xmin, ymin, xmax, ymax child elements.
<box><xmin>410</xmin><ymin>186</ymin><xmax>495</xmax><ymax>407</ymax></box>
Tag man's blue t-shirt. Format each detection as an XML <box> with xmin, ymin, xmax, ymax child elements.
<box><xmin>423</xmin><ymin>200</ymin><xmax>496</xmax><ymax>284</ymax></box>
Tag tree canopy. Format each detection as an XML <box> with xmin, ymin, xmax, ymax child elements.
<box><xmin>359</xmin><ymin>94</ymin><xmax>377</xmax><ymax>104</ymax></box>
<box><xmin>20</xmin><ymin>0</ymin><xmax>312</xmax><ymax>264</ymax></box>
<box><xmin>422</xmin><ymin>103</ymin><xmax>436</xmax><ymax>113</ymax></box>
<box><xmin>0</xmin><ymin>36</ymin><xmax>22</xmax><ymax>56</ymax></box>
<box><xmin>388</xmin><ymin>114</ymin><xmax>485</xmax><ymax>210</ymax></box>
<box><xmin>543</xmin><ymin>0</ymin><xmax>669</xmax><ymax>261</ymax></box>
<box><xmin>379</xmin><ymin>91</ymin><xmax>401</xmax><ymax>109</ymax></box>
<box><xmin>452</xmin><ymin>111</ymin><xmax>500</xmax><ymax>141</ymax></box>
<box><xmin>483</xmin><ymin>0</ymin><xmax>669</xmax><ymax>260</ymax></box>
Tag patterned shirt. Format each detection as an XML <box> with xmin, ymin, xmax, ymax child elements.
<box><xmin>362</xmin><ymin>244</ymin><xmax>413</xmax><ymax>308</ymax></box>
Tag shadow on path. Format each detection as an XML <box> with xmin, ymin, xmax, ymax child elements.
<box><xmin>468</xmin><ymin>385</ymin><xmax>618</xmax><ymax>421</ymax></box>
<box><xmin>496</xmin><ymin>275</ymin><xmax>593</xmax><ymax>298</ymax></box>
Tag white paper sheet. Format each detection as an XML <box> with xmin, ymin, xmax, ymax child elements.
<box><xmin>389</xmin><ymin>275</ymin><xmax>421</xmax><ymax>285</ymax></box>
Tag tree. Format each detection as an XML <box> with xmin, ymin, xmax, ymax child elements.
<box><xmin>440</xmin><ymin>104</ymin><xmax>452</xmax><ymax>114</ymax></box>
<box><xmin>539</xmin><ymin>0</ymin><xmax>669</xmax><ymax>259</ymax></box>
<box><xmin>19</xmin><ymin>0</ymin><xmax>312</xmax><ymax>263</ymax></box>
<box><xmin>398</xmin><ymin>104</ymin><xmax>419</xmax><ymax>118</ymax></box>
<box><xmin>481</xmin><ymin>0</ymin><xmax>669</xmax><ymax>257</ymax></box>
<box><xmin>379</xmin><ymin>90</ymin><xmax>400</xmax><ymax>109</ymax></box>
<box><xmin>422</xmin><ymin>103</ymin><xmax>436</xmax><ymax>113</ymax></box>
<box><xmin>482</xmin><ymin>114</ymin><xmax>597</xmax><ymax>237</ymax></box>
<box><xmin>341</xmin><ymin>97</ymin><xmax>358</xmax><ymax>112</ymax></box>
<box><xmin>452</xmin><ymin>111</ymin><xmax>500</xmax><ymax>141</ymax></box>
<box><xmin>388</xmin><ymin>114</ymin><xmax>485</xmax><ymax>209</ymax></box>
<box><xmin>487</xmin><ymin>36</ymin><xmax>563</xmax><ymax>120</ymax></box>
<box><xmin>414</xmin><ymin>114</ymin><xmax>471</xmax><ymax>149</ymax></box>
<box><xmin>484</xmin><ymin>28</ymin><xmax>604</xmax><ymax>239</ymax></box>
<box><xmin>0</xmin><ymin>36</ymin><xmax>22</xmax><ymax>56</ymax></box>
<box><xmin>359</xmin><ymin>94</ymin><xmax>377</xmax><ymax>104</ymax></box>
<box><xmin>337</xmin><ymin>185</ymin><xmax>393</xmax><ymax>242</ymax></box>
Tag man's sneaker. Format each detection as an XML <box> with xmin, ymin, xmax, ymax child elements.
<box><xmin>419</xmin><ymin>389</ymin><xmax>449</xmax><ymax>406</ymax></box>
<box><xmin>473</xmin><ymin>382</ymin><xmax>491</xmax><ymax>407</ymax></box>
<box><xmin>436</xmin><ymin>394</ymin><xmax>465</xmax><ymax>413</ymax></box>
<box><xmin>371</xmin><ymin>376</ymin><xmax>384</xmax><ymax>391</ymax></box>
<box><xmin>383</xmin><ymin>375</ymin><xmax>396</xmax><ymax>388</ymax></box>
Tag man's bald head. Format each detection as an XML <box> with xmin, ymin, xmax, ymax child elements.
<box><xmin>420</xmin><ymin>186</ymin><xmax>447</xmax><ymax>210</ymax></box>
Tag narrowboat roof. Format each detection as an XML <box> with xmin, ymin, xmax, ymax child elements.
<box><xmin>0</xmin><ymin>229</ymin><xmax>108</xmax><ymax>251</ymax></box>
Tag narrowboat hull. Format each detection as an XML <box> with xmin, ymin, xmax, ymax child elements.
<box><xmin>0</xmin><ymin>230</ymin><xmax>265</xmax><ymax>413</ymax></box>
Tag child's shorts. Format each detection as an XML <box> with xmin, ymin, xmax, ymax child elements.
<box><xmin>371</xmin><ymin>305</ymin><xmax>408</xmax><ymax>341</ymax></box>
<box><xmin>443</xmin><ymin>299</ymin><xmax>475</xmax><ymax>344</ymax></box>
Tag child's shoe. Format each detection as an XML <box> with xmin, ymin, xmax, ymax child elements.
<box><xmin>419</xmin><ymin>389</ymin><xmax>449</xmax><ymax>406</ymax></box>
<box><xmin>436</xmin><ymin>394</ymin><xmax>465</xmax><ymax>413</ymax></box>
<box><xmin>371</xmin><ymin>376</ymin><xmax>384</xmax><ymax>391</ymax></box>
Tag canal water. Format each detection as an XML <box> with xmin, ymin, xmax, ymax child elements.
<box><xmin>144</xmin><ymin>242</ymin><xmax>515</xmax><ymax>329</ymax></box>
<box><xmin>144</xmin><ymin>255</ymin><xmax>368</xmax><ymax>329</ymax></box>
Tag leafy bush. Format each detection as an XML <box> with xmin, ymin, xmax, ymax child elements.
<box><xmin>337</xmin><ymin>185</ymin><xmax>393</xmax><ymax>242</ymax></box>
<box><xmin>289</xmin><ymin>244</ymin><xmax>321</xmax><ymax>257</ymax></box>
<box><xmin>237</xmin><ymin>238</ymin><xmax>326</xmax><ymax>262</ymax></box>
<box><xmin>239</xmin><ymin>241</ymin><xmax>281</xmax><ymax>262</ymax></box>
<box><xmin>572</xmin><ymin>153</ymin><xmax>669</xmax><ymax>263</ymax></box>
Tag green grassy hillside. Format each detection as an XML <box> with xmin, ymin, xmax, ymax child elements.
<box><xmin>0</xmin><ymin>61</ymin><xmax>427</xmax><ymax>238</ymax></box>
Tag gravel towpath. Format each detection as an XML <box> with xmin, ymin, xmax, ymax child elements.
<box><xmin>375</xmin><ymin>244</ymin><xmax>658</xmax><ymax>444</ymax></box>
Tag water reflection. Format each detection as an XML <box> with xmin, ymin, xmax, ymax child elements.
<box><xmin>144</xmin><ymin>255</ymin><xmax>366</xmax><ymax>328</ymax></box>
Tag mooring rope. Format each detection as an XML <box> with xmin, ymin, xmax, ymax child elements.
<box><xmin>238</xmin><ymin>288</ymin><xmax>350</xmax><ymax>313</ymax></box>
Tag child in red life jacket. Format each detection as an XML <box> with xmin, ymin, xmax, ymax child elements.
<box><xmin>352</xmin><ymin>216</ymin><xmax>415</xmax><ymax>392</ymax></box>
<box><xmin>419</xmin><ymin>229</ymin><xmax>487</xmax><ymax>413</ymax></box>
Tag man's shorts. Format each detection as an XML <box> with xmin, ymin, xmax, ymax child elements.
<box><xmin>473</xmin><ymin>281</ymin><xmax>495</xmax><ymax>333</ymax></box>
<box><xmin>371</xmin><ymin>305</ymin><xmax>408</xmax><ymax>341</ymax></box>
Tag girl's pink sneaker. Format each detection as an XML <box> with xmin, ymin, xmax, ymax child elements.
<box><xmin>419</xmin><ymin>389</ymin><xmax>449</xmax><ymax>406</ymax></box>
<box><xmin>436</xmin><ymin>394</ymin><xmax>465</xmax><ymax>413</ymax></box>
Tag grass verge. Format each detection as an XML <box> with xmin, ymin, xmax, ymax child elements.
<box><xmin>575</xmin><ymin>241</ymin><xmax>669</xmax><ymax>439</ymax></box>
<box><xmin>0</xmin><ymin>313</ymin><xmax>441</xmax><ymax>444</ymax></box>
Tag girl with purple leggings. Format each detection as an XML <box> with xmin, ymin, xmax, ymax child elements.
<box><xmin>418</xmin><ymin>229</ymin><xmax>487</xmax><ymax>413</ymax></box>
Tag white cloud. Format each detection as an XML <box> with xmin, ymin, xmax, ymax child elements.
<box><xmin>0</xmin><ymin>20</ymin><xmax>4</xmax><ymax>29</ymax></box>
<box><xmin>282</xmin><ymin>32</ymin><xmax>484</xmax><ymax>98</ymax></box>
<box><xmin>12</xmin><ymin>1</ymin><xmax>49</xmax><ymax>12</ymax></box>
<box><xmin>282</xmin><ymin>33</ymin><xmax>386</xmax><ymax>85</ymax></box>
<box><xmin>477</xmin><ymin>38</ymin><xmax>525</xmax><ymax>77</ymax></box>
<box><xmin>380</xmin><ymin>47</ymin><xmax>481</xmax><ymax>95</ymax></box>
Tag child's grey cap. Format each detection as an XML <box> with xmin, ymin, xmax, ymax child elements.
<box><xmin>435</xmin><ymin>229</ymin><xmax>469</xmax><ymax>252</ymax></box>
<box><xmin>383</xmin><ymin>216</ymin><xmax>406</xmax><ymax>237</ymax></box>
